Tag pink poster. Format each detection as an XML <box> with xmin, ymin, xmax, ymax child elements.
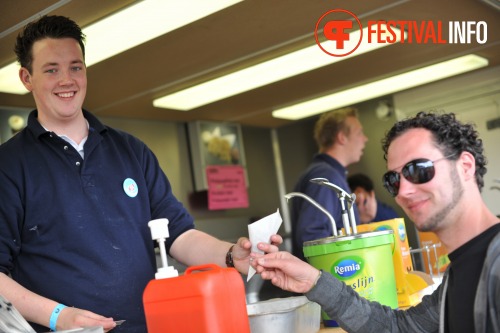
<box><xmin>206</xmin><ymin>165</ymin><xmax>249</xmax><ymax>210</ymax></box>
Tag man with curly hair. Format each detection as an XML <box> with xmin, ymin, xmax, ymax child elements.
<box><xmin>253</xmin><ymin>111</ymin><xmax>500</xmax><ymax>333</ymax></box>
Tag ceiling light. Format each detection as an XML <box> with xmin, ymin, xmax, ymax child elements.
<box><xmin>153</xmin><ymin>24</ymin><xmax>406</xmax><ymax>110</ymax></box>
<box><xmin>272</xmin><ymin>54</ymin><xmax>489</xmax><ymax>120</ymax></box>
<box><xmin>0</xmin><ymin>0</ymin><xmax>242</xmax><ymax>95</ymax></box>
<box><xmin>0</xmin><ymin>63</ymin><xmax>24</xmax><ymax>94</ymax></box>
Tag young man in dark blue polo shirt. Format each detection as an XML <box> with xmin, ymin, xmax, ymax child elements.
<box><xmin>291</xmin><ymin>108</ymin><xmax>367</xmax><ymax>261</ymax></box>
<box><xmin>0</xmin><ymin>15</ymin><xmax>281</xmax><ymax>332</ymax></box>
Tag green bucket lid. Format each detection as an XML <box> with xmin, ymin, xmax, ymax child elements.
<box><xmin>303</xmin><ymin>230</ymin><xmax>394</xmax><ymax>258</ymax></box>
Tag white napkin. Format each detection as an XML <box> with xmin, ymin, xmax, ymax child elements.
<box><xmin>247</xmin><ymin>209</ymin><xmax>282</xmax><ymax>281</ymax></box>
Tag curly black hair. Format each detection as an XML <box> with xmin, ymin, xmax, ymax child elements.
<box><xmin>382</xmin><ymin>111</ymin><xmax>487</xmax><ymax>190</ymax></box>
<box><xmin>14</xmin><ymin>15</ymin><xmax>85</xmax><ymax>73</ymax></box>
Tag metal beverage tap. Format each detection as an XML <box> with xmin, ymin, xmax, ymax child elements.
<box><xmin>309</xmin><ymin>178</ymin><xmax>358</xmax><ymax>235</ymax></box>
<box><xmin>284</xmin><ymin>192</ymin><xmax>338</xmax><ymax>237</ymax></box>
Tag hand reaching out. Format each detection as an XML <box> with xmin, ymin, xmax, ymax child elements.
<box><xmin>232</xmin><ymin>234</ymin><xmax>283</xmax><ymax>274</ymax></box>
<box><xmin>250</xmin><ymin>251</ymin><xmax>321</xmax><ymax>294</ymax></box>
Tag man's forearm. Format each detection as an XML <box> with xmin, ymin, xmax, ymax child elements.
<box><xmin>0</xmin><ymin>272</ymin><xmax>58</xmax><ymax>328</ymax></box>
<box><xmin>169</xmin><ymin>229</ymin><xmax>233</xmax><ymax>268</ymax></box>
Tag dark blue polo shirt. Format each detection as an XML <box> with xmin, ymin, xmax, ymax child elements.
<box><xmin>0</xmin><ymin>110</ymin><xmax>195</xmax><ymax>332</ymax></box>
<box><xmin>291</xmin><ymin>153</ymin><xmax>359</xmax><ymax>261</ymax></box>
<box><xmin>373</xmin><ymin>200</ymin><xmax>399</xmax><ymax>222</ymax></box>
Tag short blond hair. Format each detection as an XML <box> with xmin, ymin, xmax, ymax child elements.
<box><xmin>314</xmin><ymin>107</ymin><xmax>358</xmax><ymax>151</ymax></box>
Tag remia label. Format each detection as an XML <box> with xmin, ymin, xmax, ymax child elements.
<box><xmin>332</xmin><ymin>257</ymin><xmax>363</xmax><ymax>279</ymax></box>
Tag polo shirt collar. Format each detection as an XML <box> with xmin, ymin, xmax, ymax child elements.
<box><xmin>313</xmin><ymin>153</ymin><xmax>348</xmax><ymax>176</ymax></box>
<box><xmin>27</xmin><ymin>109</ymin><xmax>107</xmax><ymax>139</ymax></box>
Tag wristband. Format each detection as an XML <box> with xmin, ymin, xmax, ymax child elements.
<box><xmin>225</xmin><ymin>245</ymin><xmax>235</xmax><ymax>268</ymax></box>
<box><xmin>49</xmin><ymin>303</ymin><xmax>67</xmax><ymax>331</ymax></box>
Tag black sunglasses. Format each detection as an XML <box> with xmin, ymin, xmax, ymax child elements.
<box><xmin>382</xmin><ymin>155</ymin><xmax>454</xmax><ymax>197</ymax></box>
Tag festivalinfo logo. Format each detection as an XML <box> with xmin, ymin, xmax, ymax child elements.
<box><xmin>314</xmin><ymin>9</ymin><xmax>488</xmax><ymax>56</ymax></box>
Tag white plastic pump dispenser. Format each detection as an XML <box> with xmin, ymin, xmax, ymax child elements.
<box><xmin>148</xmin><ymin>218</ymin><xmax>178</xmax><ymax>279</ymax></box>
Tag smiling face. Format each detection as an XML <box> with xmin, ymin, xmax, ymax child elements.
<box><xmin>19</xmin><ymin>37</ymin><xmax>86</xmax><ymax>126</ymax></box>
<box><xmin>386</xmin><ymin>128</ymin><xmax>464</xmax><ymax>232</ymax></box>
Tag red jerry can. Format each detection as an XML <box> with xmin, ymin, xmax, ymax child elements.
<box><xmin>143</xmin><ymin>264</ymin><xmax>250</xmax><ymax>333</ymax></box>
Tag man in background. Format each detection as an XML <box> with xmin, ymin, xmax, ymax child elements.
<box><xmin>348</xmin><ymin>173</ymin><xmax>399</xmax><ymax>223</ymax></box>
<box><xmin>291</xmin><ymin>108</ymin><xmax>367</xmax><ymax>261</ymax></box>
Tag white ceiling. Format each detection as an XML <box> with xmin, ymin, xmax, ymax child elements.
<box><xmin>1</xmin><ymin>0</ymin><xmax>499</xmax><ymax>128</ymax></box>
